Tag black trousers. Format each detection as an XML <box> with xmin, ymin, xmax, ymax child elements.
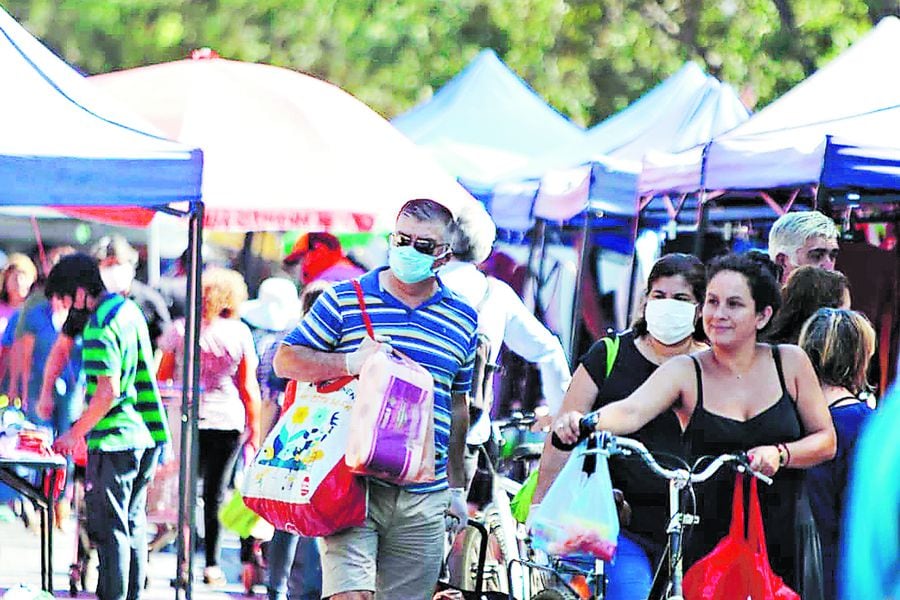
<box><xmin>198</xmin><ymin>429</ymin><xmax>242</xmax><ymax>567</ymax></box>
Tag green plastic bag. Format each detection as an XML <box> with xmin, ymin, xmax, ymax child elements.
<box><xmin>510</xmin><ymin>470</ymin><xmax>540</xmax><ymax>523</ymax></box>
<box><xmin>219</xmin><ymin>490</ymin><xmax>274</xmax><ymax>540</ymax></box>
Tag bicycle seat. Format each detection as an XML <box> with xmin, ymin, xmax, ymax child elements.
<box><xmin>510</xmin><ymin>442</ymin><xmax>543</xmax><ymax>462</ymax></box>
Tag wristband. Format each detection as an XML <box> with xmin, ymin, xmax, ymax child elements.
<box><xmin>777</xmin><ymin>443</ymin><xmax>790</xmax><ymax>467</ymax></box>
<box><xmin>344</xmin><ymin>352</ymin><xmax>352</xmax><ymax>376</ymax></box>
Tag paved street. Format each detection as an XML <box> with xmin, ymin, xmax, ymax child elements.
<box><xmin>0</xmin><ymin>512</ymin><xmax>262</xmax><ymax>599</ymax></box>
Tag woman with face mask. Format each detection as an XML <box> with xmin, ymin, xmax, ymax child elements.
<box><xmin>531</xmin><ymin>253</ymin><xmax>707</xmax><ymax>600</ymax></box>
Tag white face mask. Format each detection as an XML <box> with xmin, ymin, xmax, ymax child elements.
<box><xmin>644</xmin><ymin>298</ymin><xmax>697</xmax><ymax>345</ymax></box>
<box><xmin>100</xmin><ymin>263</ymin><xmax>136</xmax><ymax>294</ymax></box>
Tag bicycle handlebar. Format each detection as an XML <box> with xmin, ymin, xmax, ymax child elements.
<box><xmin>494</xmin><ymin>411</ymin><xmax>537</xmax><ymax>431</ymax></box>
<box><xmin>551</xmin><ymin>412</ymin><xmax>773</xmax><ymax>486</ymax></box>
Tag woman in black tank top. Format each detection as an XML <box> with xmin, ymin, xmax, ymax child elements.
<box><xmin>683</xmin><ymin>345</ymin><xmax>804</xmax><ymax>584</ymax></box>
<box><xmin>553</xmin><ymin>253</ymin><xmax>836</xmax><ymax>589</ymax></box>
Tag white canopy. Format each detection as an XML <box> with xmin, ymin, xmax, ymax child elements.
<box><xmin>639</xmin><ymin>16</ymin><xmax>900</xmax><ymax>196</ymax></box>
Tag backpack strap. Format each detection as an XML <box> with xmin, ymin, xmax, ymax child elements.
<box><xmin>601</xmin><ymin>334</ymin><xmax>621</xmax><ymax>379</ymax></box>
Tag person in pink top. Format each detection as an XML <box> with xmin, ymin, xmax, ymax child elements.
<box><xmin>283</xmin><ymin>232</ymin><xmax>365</xmax><ymax>285</ymax></box>
<box><xmin>157</xmin><ymin>267</ymin><xmax>262</xmax><ymax>587</ymax></box>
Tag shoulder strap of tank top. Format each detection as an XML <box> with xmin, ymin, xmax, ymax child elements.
<box><xmin>771</xmin><ymin>344</ymin><xmax>789</xmax><ymax>397</ymax></box>
<box><xmin>689</xmin><ymin>355</ymin><xmax>704</xmax><ymax>408</ymax></box>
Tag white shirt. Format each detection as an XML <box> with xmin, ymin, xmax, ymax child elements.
<box><xmin>440</xmin><ymin>262</ymin><xmax>572</xmax><ymax>444</ymax></box>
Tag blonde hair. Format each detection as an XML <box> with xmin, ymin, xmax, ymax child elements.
<box><xmin>799</xmin><ymin>308</ymin><xmax>876</xmax><ymax>395</ymax></box>
<box><xmin>768</xmin><ymin>211</ymin><xmax>838</xmax><ymax>263</ymax></box>
<box><xmin>202</xmin><ymin>267</ymin><xmax>248</xmax><ymax>320</ymax></box>
<box><xmin>0</xmin><ymin>253</ymin><xmax>38</xmax><ymax>303</ymax></box>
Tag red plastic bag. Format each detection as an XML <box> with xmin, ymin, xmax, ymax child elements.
<box><xmin>683</xmin><ymin>475</ymin><xmax>799</xmax><ymax>600</ymax></box>
<box><xmin>683</xmin><ymin>474</ymin><xmax>757</xmax><ymax>600</ymax></box>
<box><xmin>747</xmin><ymin>477</ymin><xmax>800</xmax><ymax>600</ymax></box>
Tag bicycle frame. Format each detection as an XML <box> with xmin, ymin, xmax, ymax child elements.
<box><xmin>580</xmin><ymin>432</ymin><xmax>773</xmax><ymax>599</ymax></box>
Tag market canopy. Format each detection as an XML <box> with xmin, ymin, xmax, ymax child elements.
<box><xmin>91</xmin><ymin>51</ymin><xmax>476</xmax><ymax>232</ymax></box>
<box><xmin>391</xmin><ymin>49</ymin><xmax>585</xmax><ymax>183</ymax></box>
<box><xmin>639</xmin><ymin>16</ymin><xmax>900</xmax><ymax>197</ymax></box>
<box><xmin>822</xmin><ymin>132</ymin><xmax>900</xmax><ymax>194</ymax></box>
<box><xmin>481</xmin><ymin>62</ymin><xmax>749</xmax><ymax>233</ymax></box>
<box><xmin>0</xmin><ymin>6</ymin><xmax>202</xmax><ymax>212</ymax></box>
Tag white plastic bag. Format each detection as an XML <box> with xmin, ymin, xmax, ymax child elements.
<box><xmin>530</xmin><ymin>439</ymin><xmax>620</xmax><ymax>561</ymax></box>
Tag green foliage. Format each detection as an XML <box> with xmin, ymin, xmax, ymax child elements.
<box><xmin>3</xmin><ymin>0</ymin><xmax>889</xmax><ymax>125</ymax></box>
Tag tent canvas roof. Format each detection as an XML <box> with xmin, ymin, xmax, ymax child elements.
<box><xmin>92</xmin><ymin>55</ymin><xmax>476</xmax><ymax>232</ymax></box>
<box><xmin>391</xmin><ymin>49</ymin><xmax>585</xmax><ymax>183</ymax></box>
<box><xmin>0</xmin><ymin>6</ymin><xmax>202</xmax><ymax>208</ymax></box>
<box><xmin>639</xmin><ymin>16</ymin><xmax>900</xmax><ymax>197</ymax></box>
<box><xmin>493</xmin><ymin>62</ymin><xmax>749</xmax><ymax>222</ymax></box>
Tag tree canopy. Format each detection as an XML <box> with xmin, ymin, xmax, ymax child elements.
<box><xmin>6</xmin><ymin>0</ymin><xmax>891</xmax><ymax>125</ymax></box>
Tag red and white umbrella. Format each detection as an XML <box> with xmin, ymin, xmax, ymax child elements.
<box><xmin>90</xmin><ymin>50</ymin><xmax>475</xmax><ymax>232</ymax></box>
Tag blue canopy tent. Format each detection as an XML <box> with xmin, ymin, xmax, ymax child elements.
<box><xmin>822</xmin><ymin>133</ymin><xmax>900</xmax><ymax>198</ymax></box>
<box><xmin>1</xmin><ymin>7</ymin><xmax>205</xmax><ymax>597</ymax></box>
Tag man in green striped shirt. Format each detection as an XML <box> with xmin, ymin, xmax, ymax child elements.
<box><xmin>51</xmin><ymin>254</ymin><xmax>169</xmax><ymax>600</ymax></box>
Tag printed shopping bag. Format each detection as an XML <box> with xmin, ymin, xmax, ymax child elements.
<box><xmin>242</xmin><ymin>378</ymin><xmax>366</xmax><ymax>537</ymax></box>
<box><xmin>529</xmin><ymin>438</ymin><xmax>619</xmax><ymax>561</ymax></box>
<box><xmin>345</xmin><ymin>349</ymin><xmax>436</xmax><ymax>484</ymax></box>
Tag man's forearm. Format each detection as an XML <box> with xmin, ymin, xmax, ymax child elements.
<box><xmin>39</xmin><ymin>335</ymin><xmax>75</xmax><ymax>403</ymax></box>
<box><xmin>69</xmin><ymin>383</ymin><xmax>115</xmax><ymax>439</ymax></box>
<box><xmin>446</xmin><ymin>393</ymin><xmax>469</xmax><ymax>489</ymax></box>
<box><xmin>273</xmin><ymin>344</ymin><xmax>347</xmax><ymax>382</ymax></box>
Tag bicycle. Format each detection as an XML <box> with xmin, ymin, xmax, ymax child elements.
<box><xmin>444</xmin><ymin>411</ymin><xmax>547</xmax><ymax>599</ymax></box>
<box><xmin>511</xmin><ymin>411</ymin><xmax>773</xmax><ymax>600</ymax></box>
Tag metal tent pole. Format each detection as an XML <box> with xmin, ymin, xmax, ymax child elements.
<box><xmin>175</xmin><ymin>200</ymin><xmax>204</xmax><ymax>600</ymax></box>
<box><xmin>569</xmin><ymin>212</ymin><xmax>594</xmax><ymax>362</ymax></box>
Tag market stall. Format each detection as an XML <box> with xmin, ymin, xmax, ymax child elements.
<box><xmin>0</xmin><ymin>6</ymin><xmax>203</xmax><ymax>595</ymax></box>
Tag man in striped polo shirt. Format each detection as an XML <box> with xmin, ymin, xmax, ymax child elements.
<box><xmin>51</xmin><ymin>254</ymin><xmax>169</xmax><ymax>600</ymax></box>
<box><xmin>274</xmin><ymin>199</ymin><xmax>478</xmax><ymax>600</ymax></box>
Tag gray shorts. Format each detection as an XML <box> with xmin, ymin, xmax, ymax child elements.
<box><xmin>320</xmin><ymin>482</ymin><xmax>450</xmax><ymax>599</ymax></box>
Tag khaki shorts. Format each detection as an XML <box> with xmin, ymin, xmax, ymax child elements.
<box><xmin>320</xmin><ymin>482</ymin><xmax>450</xmax><ymax>599</ymax></box>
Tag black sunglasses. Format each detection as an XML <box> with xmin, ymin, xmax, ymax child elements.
<box><xmin>390</xmin><ymin>232</ymin><xmax>449</xmax><ymax>257</ymax></box>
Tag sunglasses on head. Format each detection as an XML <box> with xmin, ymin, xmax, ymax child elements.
<box><xmin>390</xmin><ymin>232</ymin><xmax>449</xmax><ymax>257</ymax></box>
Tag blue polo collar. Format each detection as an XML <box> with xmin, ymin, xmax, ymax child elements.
<box><xmin>361</xmin><ymin>266</ymin><xmax>448</xmax><ymax>309</ymax></box>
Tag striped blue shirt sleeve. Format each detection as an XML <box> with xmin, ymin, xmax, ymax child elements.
<box><xmin>451</xmin><ymin>330</ymin><xmax>477</xmax><ymax>395</ymax></box>
<box><xmin>282</xmin><ymin>287</ymin><xmax>344</xmax><ymax>350</ymax></box>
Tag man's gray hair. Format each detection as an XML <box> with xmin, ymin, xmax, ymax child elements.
<box><xmin>452</xmin><ymin>202</ymin><xmax>496</xmax><ymax>264</ymax></box>
<box><xmin>398</xmin><ymin>198</ymin><xmax>454</xmax><ymax>231</ymax></box>
<box><xmin>768</xmin><ymin>211</ymin><xmax>838</xmax><ymax>262</ymax></box>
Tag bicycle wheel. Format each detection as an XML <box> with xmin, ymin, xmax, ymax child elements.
<box><xmin>447</xmin><ymin>506</ymin><xmax>510</xmax><ymax>593</ymax></box>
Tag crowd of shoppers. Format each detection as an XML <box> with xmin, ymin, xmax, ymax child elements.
<box><xmin>0</xmin><ymin>207</ymin><xmax>894</xmax><ymax>600</ymax></box>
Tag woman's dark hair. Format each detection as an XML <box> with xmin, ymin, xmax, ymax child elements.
<box><xmin>632</xmin><ymin>253</ymin><xmax>707</xmax><ymax>340</ymax></box>
<box><xmin>707</xmin><ymin>251</ymin><xmax>782</xmax><ymax>334</ymax></box>
<box><xmin>44</xmin><ymin>253</ymin><xmax>105</xmax><ymax>299</ymax></box>
<box><xmin>766</xmin><ymin>266</ymin><xmax>849</xmax><ymax>345</ymax></box>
